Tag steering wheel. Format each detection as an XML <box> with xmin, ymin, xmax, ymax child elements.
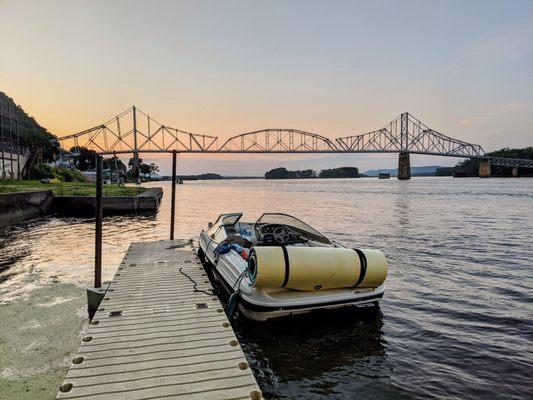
<box><xmin>273</xmin><ymin>226</ymin><xmax>290</xmax><ymax>244</ymax></box>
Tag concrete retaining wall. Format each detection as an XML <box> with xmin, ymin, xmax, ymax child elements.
<box><xmin>0</xmin><ymin>190</ymin><xmax>53</xmax><ymax>228</ymax></box>
<box><xmin>52</xmin><ymin>187</ymin><xmax>163</xmax><ymax>216</ymax></box>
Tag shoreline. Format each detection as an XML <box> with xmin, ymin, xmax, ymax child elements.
<box><xmin>0</xmin><ymin>187</ymin><xmax>163</xmax><ymax>229</ymax></box>
<box><xmin>0</xmin><ymin>283</ymin><xmax>88</xmax><ymax>400</ymax></box>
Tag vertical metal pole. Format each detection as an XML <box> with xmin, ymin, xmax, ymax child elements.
<box><xmin>132</xmin><ymin>106</ymin><xmax>140</xmax><ymax>185</ymax></box>
<box><xmin>170</xmin><ymin>150</ymin><xmax>177</xmax><ymax>240</ymax></box>
<box><xmin>9</xmin><ymin>117</ymin><xmax>13</xmax><ymax>179</ymax></box>
<box><xmin>113</xmin><ymin>152</ymin><xmax>119</xmax><ymax>184</ymax></box>
<box><xmin>16</xmin><ymin>119</ymin><xmax>20</xmax><ymax>180</ymax></box>
<box><xmin>95</xmin><ymin>155</ymin><xmax>103</xmax><ymax>288</ymax></box>
<box><xmin>7</xmin><ymin>101</ymin><xmax>11</xmax><ymax>179</ymax></box>
<box><xmin>1</xmin><ymin>148</ymin><xmax>4</xmax><ymax>181</ymax></box>
<box><xmin>1</xmin><ymin>113</ymin><xmax>4</xmax><ymax>181</ymax></box>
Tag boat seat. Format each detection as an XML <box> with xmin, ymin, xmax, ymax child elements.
<box><xmin>224</xmin><ymin>225</ymin><xmax>247</xmax><ymax>246</ymax></box>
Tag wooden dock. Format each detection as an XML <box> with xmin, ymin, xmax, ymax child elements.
<box><xmin>57</xmin><ymin>240</ymin><xmax>262</xmax><ymax>400</ymax></box>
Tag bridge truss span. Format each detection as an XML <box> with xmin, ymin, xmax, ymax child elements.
<box><xmin>59</xmin><ymin>106</ymin><xmax>218</xmax><ymax>155</ymax></box>
<box><xmin>488</xmin><ymin>157</ymin><xmax>533</xmax><ymax>168</ymax></box>
<box><xmin>217</xmin><ymin>129</ymin><xmax>339</xmax><ymax>153</ymax></box>
<box><xmin>336</xmin><ymin>113</ymin><xmax>485</xmax><ymax>158</ymax></box>
<box><xmin>57</xmin><ymin>106</ymin><xmax>532</xmax><ymax>175</ymax></box>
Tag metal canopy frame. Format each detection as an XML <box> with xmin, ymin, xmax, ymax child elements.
<box><xmin>0</xmin><ymin>96</ymin><xmax>26</xmax><ymax>180</ymax></box>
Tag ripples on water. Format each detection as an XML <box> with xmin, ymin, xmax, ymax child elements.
<box><xmin>1</xmin><ymin>177</ymin><xmax>532</xmax><ymax>399</ymax></box>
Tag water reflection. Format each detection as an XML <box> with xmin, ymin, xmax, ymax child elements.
<box><xmin>232</xmin><ymin>307</ymin><xmax>389</xmax><ymax>399</ymax></box>
<box><xmin>241</xmin><ymin>308</ymin><xmax>385</xmax><ymax>375</ymax></box>
<box><xmin>1</xmin><ymin>178</ymin><xmax>532</xmax><ymax>399</ymax></box>
<box><xmin>394</xmin><ymin>196</ymin><xmax>411</xmax><ymax>227</ymax></box>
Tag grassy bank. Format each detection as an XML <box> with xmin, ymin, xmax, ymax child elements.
<box><xmin>0</xmin><ymin>180</ymin><xmax>146</xmax><ymax>196</ymax></box>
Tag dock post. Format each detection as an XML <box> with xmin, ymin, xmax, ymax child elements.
<box><xmin>95</xmin><ymin>155</ymin><xmax>103</xmax><ymax>288</ymax></box>
<box><xmin>170</xmin><ymin>150</ymin><xmax>177</xmax><ymax>240</ymax></box>
<box><xmin>512</xmin><ymin>166</ymin><xmax>519</xmax><ymax>177</ymax></box>
<box><xmin>132</xmin><ymin>106</ymin><xmax>141</xmax><ymax>185</ymax></box>
<box><xmin>87</xmin><ymin>155</ymin><xmax>106</xmax><ymax>318</ymax></box>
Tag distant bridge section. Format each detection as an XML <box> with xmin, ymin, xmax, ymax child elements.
<box><xmin>336</xmin><ymin>113</ymin><xmax>485</xmax><ymax>158</ymax></box>
<box><xmin>57</xmin><ymin>106</ymin><xmax>532</xmax><ymax>179</ymax></box>
<box><xmin>487</xmin><ymin>157</ymin><xmax>533</xmax><ymax>168</ymax></box>
<box><xmin>218</xmin><ymin>129</ymin><xmax>338</xmax><ymax>153</ymax></box>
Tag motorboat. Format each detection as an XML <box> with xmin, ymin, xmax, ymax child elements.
<box><xmin>198</xmin><ymin>213</ymin><xmax>388</xmax><ymax>321</ymax></box>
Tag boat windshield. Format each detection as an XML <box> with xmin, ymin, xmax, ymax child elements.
<box><xmin>213</xmin><ymin>213</ymin><xmax>242</xmax><ymax>226</ymax></box>
<box><xmin>255</xmin><ymin>213</ymin><xmax>330</xmax><ymax>244</ymax></box>
<box><xmin>207</xmin><ymin>213</ymin><xmax>242</xmax><ymax>236</ymax></box>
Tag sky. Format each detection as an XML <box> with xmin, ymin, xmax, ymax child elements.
<box><xmin>1</xmin><ymin>0</ymin><xmax>532</xmax><ymax>175</ymax></box>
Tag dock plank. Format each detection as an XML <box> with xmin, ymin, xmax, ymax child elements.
<box><xmin>57</xmin><ymin>240</ymin><xmax>262</xmax><ymax>400</ymax></box>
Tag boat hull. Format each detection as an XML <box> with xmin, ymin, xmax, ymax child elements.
<box><xmin>201</xmin><ymin>246</ymin><xmax>384</xmax><ymax>321</ymax></box>
<box><xmin>237</xmin><ymin>290</ymin><xmax>383</xmax><ymax>321</ymax></box>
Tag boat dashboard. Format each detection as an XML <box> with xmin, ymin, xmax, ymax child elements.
<box><xmin>255</xmin><ymin>223</ymin><xmax>308</xmax><ymax>245</ymax></box>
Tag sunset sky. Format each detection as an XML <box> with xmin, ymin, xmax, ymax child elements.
<box><xmin>1</xmin><ymin>0</ymin><xmax>532</xmax><ymax>175</ymax></box>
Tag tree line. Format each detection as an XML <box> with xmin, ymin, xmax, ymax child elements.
<box><xmin>436</xmin><ymin>147</ymin><xmax>533</xmax><ymax>177</ymax></box>
<box><xmin>265</xmin><ymin>167</ymin><xmax>360</xmax><ymax>179</ymax></box>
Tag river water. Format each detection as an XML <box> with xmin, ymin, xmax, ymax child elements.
<box><xmin>1</xmin><ymin>177</ymin><xmax>532</xmax><ymax>399</ymax></box>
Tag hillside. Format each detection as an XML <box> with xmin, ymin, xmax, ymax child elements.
<box><xmin>0</xmin><ymin>92</ymin><xmax>58</xmax><ymax>161</ymax></box>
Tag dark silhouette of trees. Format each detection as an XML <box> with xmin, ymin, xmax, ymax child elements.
<box><xmin>265</xmin><ymin>167</ymin><xmax>359</xmax><ymax>179</ymax></box>
<box><xmin>69</xmin><ymin>146</ymin><xmax>97</xmax><ymax>170</ymax></box>
<box><xmin>319</xmin><ymin>167</ymin><xmax>359</xmax><ymax>178</ymax></box>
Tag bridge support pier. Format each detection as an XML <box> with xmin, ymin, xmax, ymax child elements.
<box><xmin>512</xmin><ymin>166</ymin><xmax>519</xmax><ymax>177</ymax></box>
<box><xmin>479</xmin><ymin>159</ymin><xmax>491</xmax><ymax>178</ymax></box>
<box><xmin>398</xmin><ymin>152</ymin><xmax>411</xmax><ymax>180</ymax></box>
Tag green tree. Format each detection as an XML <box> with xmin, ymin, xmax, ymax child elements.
<box><xmin>103</xmin><ymin>156</ymin><xmax>126</xmax><ymax>172</ymax></box>
<box><xmin>435</xmin><ymin>167</ymin><xmax>455</xmax><ymax>176</ymax></box>
<box><xmin>265</xmin><ymin>167</ymin><xmax>291</xmax><ymax>179</ymax></box>
<box><xmin>69</xmin><ymin>146</ymin><xmax>97</xmax><ymax>170</ymax></box>
<box><xmin>319</xmin><ymin>167</ymin><xmax>359</xmax><ymax>178</ymax></box>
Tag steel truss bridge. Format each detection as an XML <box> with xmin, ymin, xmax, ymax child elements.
<box><xmin>58</xmin><ymin>106</ymin><xmax>533</xmax><ymax>171</ymax></box>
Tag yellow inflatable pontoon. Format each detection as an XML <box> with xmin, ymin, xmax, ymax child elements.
<box><xmin>248</xmin><ymin>246</ymin><xmax>387</xmax><ymax>291</ymax></box>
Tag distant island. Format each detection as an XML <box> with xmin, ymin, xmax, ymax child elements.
<box><xmin>159</xmin><ymin>173</ymin><xmax>263</xmax><ymax>181</ymax></box>
<box><xmin>265</xmin><ymin>167</ymin><xmax>361</xmax><ymax>179</ymax></box>
<box><xmin>178</xmin><ymin>173</ymin><xmax>223</xmax><ymax>180</ymax></box>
